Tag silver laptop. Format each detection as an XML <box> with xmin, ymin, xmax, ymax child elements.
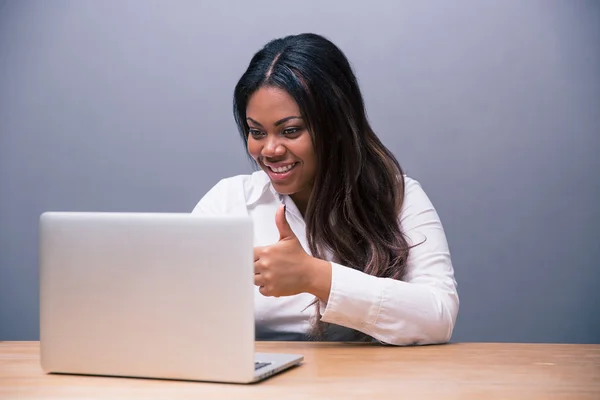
<box><xmin>39</xmin><ymin>212</ymin><xmax>303</xmax><ymax>383</ymax></box>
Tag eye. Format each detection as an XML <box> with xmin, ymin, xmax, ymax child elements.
<box><xmin>282</xmin><ymin>127</ymin><xmax>300</xmax><ymax>136</ymax></box>
<box><xmin>248</xmin><ymin>129</ymin><xmax>265</xmax><ymax>138</ymax></box>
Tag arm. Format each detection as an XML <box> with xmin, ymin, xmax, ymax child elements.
<box><xmin>309</xmin><ymin>177</ymin><xmax>459</xmax><ymax>346</ymax></box>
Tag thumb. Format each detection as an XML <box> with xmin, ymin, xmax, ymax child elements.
<box><xmin>275</xmin><ymin>205</ymin><xmax>295</xmax><ymax>240</ymax></box>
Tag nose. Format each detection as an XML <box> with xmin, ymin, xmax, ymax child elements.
<box><xmin>261</xmin><ymin>135</ymin><xmax>286</xmax><ymax>158</ymax></box>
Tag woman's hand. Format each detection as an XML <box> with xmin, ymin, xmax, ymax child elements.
<box><xmin>254</xmin><ymin>205</ymin><xmax>332</xmax><ymax>300</ymax></box>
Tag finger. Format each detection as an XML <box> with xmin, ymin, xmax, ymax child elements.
<box><xmin>254</xmin><ymin>260</ymin><xmax>262</xmax><ymax>275</ymax></box>
<box><xmin>253</xmin><ymin>246</ymin><xmax>264</xmax><ymax>262</ymax></box>
<box><xmin>259</xmin><ymin>285</ymin><xmax>271</xmax><ymax>297</ymax></box>
<box><xmin>275</xmin><ymin>204</ymin><xmax>295</xmax><ymax>240</ymax></box>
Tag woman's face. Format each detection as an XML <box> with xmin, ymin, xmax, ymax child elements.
<box><xmin>246</xmin><ymin>86</ymin><xmax>316</xmax><ymax>210</ymax></box>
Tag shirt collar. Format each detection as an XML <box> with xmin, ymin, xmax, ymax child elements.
<box><xmin>246</xmin><ymin>170</ymin><xmax>282</xmax><ymax>207</ymax></box>
<box><xmin>246</xmin><ymin>170</ymin><xmax>304</xmax><ymax>221</ymax></box>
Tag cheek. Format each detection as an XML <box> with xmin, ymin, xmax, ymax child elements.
<box><xmin>300</xmin><ymin>140</ymin><xmax>317</xmax><ymax>171</ymax></box>
<box><xmin>247</xmin><ymin>138</ymin><xmax>261</xmax><ymax>160</ymax></box>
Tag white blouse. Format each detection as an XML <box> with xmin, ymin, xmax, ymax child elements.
<box><xmin>192</xmin><ymin>170</ymin><xmax>459</xmax><ymax>345</ymax></box>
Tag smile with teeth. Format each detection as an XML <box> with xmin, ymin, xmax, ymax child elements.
<box><xmin>267</xmin><ymin>163</ymin><xmax>297</xmax><ymax>173</ymax></box>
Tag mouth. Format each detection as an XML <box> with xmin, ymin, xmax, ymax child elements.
<box><xmin>263</xmin><ymin>162</ymin><xmax>299</xmax><ymax>181</ymax></box>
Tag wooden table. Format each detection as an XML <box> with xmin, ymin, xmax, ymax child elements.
<box><xmin>1</xmin><ymin>341</ymin><xmax>599</xmax><ymax>399</ymax></box>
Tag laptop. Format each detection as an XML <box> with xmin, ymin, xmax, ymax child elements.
<box><xmin>39</xmin><ymin>212</ymin><xmax>303</xmax><ymax>383</ymax></box>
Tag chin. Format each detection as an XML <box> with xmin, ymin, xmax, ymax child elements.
<box><xmin>271</xmin><ymin>181</ymin><xmax>298</xmax><ymax>195</ymax></box>
<box><xmin>271</xmin><ymin>185</ymin><xmax>294</xmax><ymax>194</ymax></box>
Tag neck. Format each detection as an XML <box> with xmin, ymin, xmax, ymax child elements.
<box><xmin>290</xmin><ymin>190</ymin><xmax>311</xmax><ymax>217</ymax></box>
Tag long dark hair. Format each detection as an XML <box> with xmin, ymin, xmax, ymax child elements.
<box><xmin>234</xmin><ymin>33</ymin><xmax>411</xmax><ymax>339</ymax></box>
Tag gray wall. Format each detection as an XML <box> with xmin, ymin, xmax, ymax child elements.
<box><xmin>1</xmin><ymin>0</ymin><xmax>599</xmax><ymax>343</ymax></box>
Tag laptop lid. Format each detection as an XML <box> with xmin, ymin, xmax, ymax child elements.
<box><xmin>39</xmin><ymin>212</ymin><xmax>259</xmax><ymax>383</ymax></box>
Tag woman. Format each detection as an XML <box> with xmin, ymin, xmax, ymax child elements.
<box><xmin>193</xmin><ymin>33</ymin><xmax>458</xmax><ymax>345</ymax></box>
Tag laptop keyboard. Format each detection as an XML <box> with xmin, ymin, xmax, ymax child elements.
<box><xmin>255</xmin><ymin>362</ymin><xmax>271</xmax><ymax>370</ymax></box>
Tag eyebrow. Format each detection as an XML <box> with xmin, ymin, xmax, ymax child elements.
<box><xmin>246</xmin><ymin>116</ymin><xmax>303</xmax><ymax>128</ymax></box>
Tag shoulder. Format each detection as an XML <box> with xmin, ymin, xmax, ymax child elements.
<box><xmin>392</xmin><ymin>174</ymin><xmax>427</xmax><ymax>210</ymax></box>
<box><xmin>401</xmin><ymin>174</ymin><xmax>422</xmax><ymax>193</ymax></box>
<box><xmin>212</xmin><ymin>170</ymin><xmax>271</xmax><ymax>200</ymax></box>
<box><xmin>191</xmin><ymin>170</ymin><xmax>272</xmax><ymax>215</ymax></box>
<box><xmin>400</xmin><ymin>174</ymin><xmax>430</xmax><ymax>205</ymax></box>
<box><xmin>398</xmin><ymin>174</ymin><xmax>440</xmax><ymax>228</ymax></box>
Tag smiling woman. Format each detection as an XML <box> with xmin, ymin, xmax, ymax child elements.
<box><xmin>245</xmin><ymin>87</ymin><xmax>316</xmax><ymax>214</ymax></box>
<box><xmin>192</xmin><ymin>33</ymin><xmax>459</xmax><ymax>345</ymax></box>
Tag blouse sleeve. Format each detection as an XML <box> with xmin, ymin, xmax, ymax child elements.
<box><xmin>319</xmin><ymin>177</ymin><xmax>459</xmax><ymax>345</ymax></box>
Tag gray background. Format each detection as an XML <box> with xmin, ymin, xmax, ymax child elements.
<box><xmin>1</xmin><ymin>0</ymin><xmax>599</xmax><ymax>342</ymax></box>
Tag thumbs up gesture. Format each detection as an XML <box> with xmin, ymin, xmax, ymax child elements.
<box><xmin>253</xmin><ymin>205</ymin><xmax>315</xmax><ymax>297</ymax></box>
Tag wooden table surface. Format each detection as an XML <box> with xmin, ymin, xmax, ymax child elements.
<box><xmin>1</xmin><ymin>341</ymin><xmax>599</xmax><ymax>399</ymax></box>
